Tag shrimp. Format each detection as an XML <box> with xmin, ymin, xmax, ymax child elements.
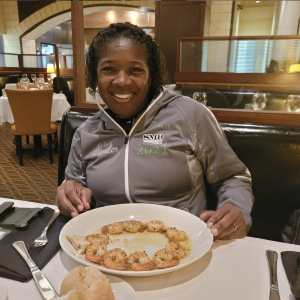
<box><xmin>103</xmin><ymin>248</ymin><xmax>129</xmax><ymax>270</ymax></box>
<box><xmin>166</xmin><ymin>228</ymin><xmax>187</xmax><ymax>241</ymax></box>
<box><xmin>127</xmin><ymin>251</ymin><xmax>156</xmax><ymax>271</ymax></box>
<box><xmin>101</xmin><ymin>222</ymin><xmax>124</xmax><ymax>235</ymax></box>
<box><xmin>165</xmin><ymin>241</ymin><xmax>187</xmax><ymax>259</ymax></box>
<box><xmin>85</xmin><ymin>243</ymin><xmax>107</xmax><ymax>264</ymax></box>
<box><xmin>123</xmin><ymin>220</ymin><xmax>143</xmax><ymax>233</ymax></box>
<box><xmin>144</xmin><ymin>220</ymin><xmax>165</xmax><ymax>232</ymax></box>
<box><xmin>86</xmin><ymin>233</ymin><xmax>109</xmax><ymax>245</ymax></box>
<box><xmin>152</xmin><ymin>249</ymin><xmax>179</xmax><ymax>269</ymax></box>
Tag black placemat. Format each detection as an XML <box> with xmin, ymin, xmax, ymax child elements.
<box><xmin>0</xmin><ymin>207</ymin><xmax>70</xmax><ymax>282</ymax></box>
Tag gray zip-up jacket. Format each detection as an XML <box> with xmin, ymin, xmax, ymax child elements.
<box><xmin>65</xmin><ymin>90</ymin><xmax>254</xmax><ymax>231</ymax></box>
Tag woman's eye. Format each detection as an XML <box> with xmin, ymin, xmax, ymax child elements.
<box><xmin>102</xmin><ymin>67</ymin><xmax>115</xmax><ymax>72</ymax></box>
<box><xmin>131</xmin><ymin>68</ymin><xmax>143</xmax><ymax>73</ymax></box>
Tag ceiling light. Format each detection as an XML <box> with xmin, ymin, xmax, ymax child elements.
<box><xmin>256</xmin><ymin>1</ymin><xmax>260</xmax><ymax>3</ymax></box>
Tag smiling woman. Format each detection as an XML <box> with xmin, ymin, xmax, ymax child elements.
<box><xmin>55</xmin><ymin>22</ymin><xmax>254</xmax><ymax>242</ymax></box>
<box><xmin>96</xmin><ymin>38</ymin><xmax>151</xmax><ymax>119</ymax></box>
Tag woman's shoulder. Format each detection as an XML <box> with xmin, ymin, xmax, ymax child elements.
<box><xmin>75</xmin><ymin>111</ymin><xmax>103</xmax><ymax>134</ymax></box>
<box><xmin>170</xmin><ymin>93</ymin><xmax>213</xmax><ymax>118</ymax></box>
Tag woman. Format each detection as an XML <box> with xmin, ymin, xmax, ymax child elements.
<box><xmin>56</xmin><ymin>22</ymin><xmax>254</xmax><ymax>240</ymax></box>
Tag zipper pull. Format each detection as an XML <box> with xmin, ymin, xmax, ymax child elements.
<box><xmin>124</xmin><ymin>136</ymin><xmax>129</xmax><ymax>144</ymax></box>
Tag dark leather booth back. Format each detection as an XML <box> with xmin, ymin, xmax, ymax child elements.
<box><xmin>58</xmin><ymin>112</ymin><xmax>93</xmax><ymax>185</ymax></box>
<box><xmin>58</xmin><ymin>111</ymin><xmax>300</xmax><ymax>242</ymax></box>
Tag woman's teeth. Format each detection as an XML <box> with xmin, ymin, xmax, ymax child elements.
<box><xmin>114</xmin><ymin>94</ymin><xmax>132</xmax><ymax>99</ymax></box>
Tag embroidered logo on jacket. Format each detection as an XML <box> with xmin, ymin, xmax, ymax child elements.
<box><xmin>95</xmin><ymin>141</ymin><xmax>119</xmax><ymax>156</ymax></box>
<box><xmin>143</xmin><ymin>134</ymin><xmax>164</xmax><ymax>144</ymax></box>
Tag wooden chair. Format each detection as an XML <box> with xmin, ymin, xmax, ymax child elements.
<box><xmin>5</xmin><ymin>89</ymin><xmax>58</xmax><ymax>166</ymax></box>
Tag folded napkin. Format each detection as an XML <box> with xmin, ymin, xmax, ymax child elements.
<box><xmin>0</xmin><ymin>207</ymin><xmax>70</xmax><ymax>282</ymax></box>
<box><xmin>281</xmin><ymin>251</ymin><xmax>300</xmax><ymax>299</ymax></box>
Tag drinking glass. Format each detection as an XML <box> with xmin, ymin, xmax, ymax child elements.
<box><xmin>20</xmin><ymin>74</ymin><xmax>29</xmax><ymax>89</ymax></box>
<box><xmin>252</xmin><ymin>93</ymin><xmax>268</xmax><ymax>110</ymax></box>
<box><xmin>38</xmin><ymin>74</ymin><xmax>45</xmax><ymax>83</ymax></box>
<box><xmin>35</xmin><ymin>77</ymin><xmax>45</xmax><ymax>89</ymax></box>
<box><xmin>245</xmin><ymin>103</ymin><xmax>254</xmax><ymax>110</ymax></box>
<box><xmin>31</xmin><ymin>74</ymin><xmax>36</xmax><ymax>83</ymax></box>
<box><xmin>21</xmin><ymin>74</ymin><xmax>29</xmax><ymax>83</ymax></box>
<box><xmin>192</xmin><ymin>92</ymin><xmax>207</xmax><ymax>106</ymax></box>
<box><xmin>286</xmin><ymin>95</ymin><xmax>300</xmax><ymax>112</ymax></box>
<box><xmin>47</xmin><ymin>73</ymin><xmax>52</xmax><ymax>83</ymax></box>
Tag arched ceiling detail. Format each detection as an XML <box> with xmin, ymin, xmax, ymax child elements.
<box><xmin>11</xmin><ymin>1</ymin><xmax>154</xmax><ymax>41</ymax></box>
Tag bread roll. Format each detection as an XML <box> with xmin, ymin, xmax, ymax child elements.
<box><xmin>59</xmin><ymin>265</ymin><xmax>115</xmax><ymax>300</ymax></box>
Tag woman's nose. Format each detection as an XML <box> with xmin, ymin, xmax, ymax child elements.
<box><xmin>113</xmin><ymin>70</ymin><xmax>132</xmax><ymax>87</ymax></box>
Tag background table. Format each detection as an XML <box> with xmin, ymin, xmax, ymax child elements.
<box><xmin>0</xmin><ymin>94</ymin><xmax>70</xmax><ymax>126</ymax></box>
<box><xmin>1</xmin><ymin>197</ymin><xmax>299</xmax><ymax>300</ymax></box>
<box><xmin>4</xmin><ymin>83</ymin><xmax>17</xmax><ymax>89</ymax></box>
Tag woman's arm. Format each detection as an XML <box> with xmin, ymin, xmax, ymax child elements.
<box><xmin>55</xmin><ymin>129</ymin><xmax>92</xmax><ymax>217</ymax></box>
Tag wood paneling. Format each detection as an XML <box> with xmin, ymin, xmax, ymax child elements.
<box><xmin>71</xmin><ymin>2</ymin><xmax>86</xmax><ymax>106</ymax></box>
<box><xmin>155</xmin><ymin>1</ymin><xmax>206</xmax><ymax>83</ymax></box>
<box><xmin>211</xmin><ymin>108</ymin><xmax>300</xmax><ymax>126</ymax></box>
<box><xmin>175</xmin><ymin>73</ymin><xmax>300</xmax><ymax>92</ymax></box>
<box><xmin>18</xmin><ymin>1</ymin><xmax>55</xmax><ymax>23</ymax></box>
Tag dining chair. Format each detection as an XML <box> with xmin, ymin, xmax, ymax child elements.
<box><xmin>5</xmin><ymin>89</ymin><xmax>58</xmax><ymax>166</ymax></box>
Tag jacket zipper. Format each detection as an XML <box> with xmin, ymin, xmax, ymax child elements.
<box><xmin>97</xmin><ymin>92</ymin><xmax>164</xmax><ymax>204</ymax></box>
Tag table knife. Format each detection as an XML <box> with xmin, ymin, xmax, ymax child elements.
<box><xmin>13</xmin><ymin>241</ymin><xmax>59</xmax><ymax>300</ymax></box>
<box><xmin>266</xmin><ymin>250</ymin><xmax>281</xmax><ymax>300</ymax></box>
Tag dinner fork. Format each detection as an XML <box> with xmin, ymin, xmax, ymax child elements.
<box><xmin>28</xmin><ymin>208</ymin><xmax>60</xmax><ymax>257</ymax></box>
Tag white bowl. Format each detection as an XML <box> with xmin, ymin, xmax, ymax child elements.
<box><xmin>60</xmin><ymin>203</ymin><xmax>213</xmax><ymax>277</ymax></box>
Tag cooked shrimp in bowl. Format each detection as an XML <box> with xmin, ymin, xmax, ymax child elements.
<box><xmin>103</xmin><ymin>248</ymin><xmax>129</xmax><ymax>271</ymax></box>
<box><xmin>166</xmin><ymin>228</ymin><xmax>187</xmax><ymax>241</ymax></box>
<box><xmin>127</xmin><ymin>251</ymin><xmax>156</xmax><ymax>271</ymax></box>
<box><xmin>101</xmin><ymin>222</ymin><xmax>124</xmax><ymax>235</ymax></box>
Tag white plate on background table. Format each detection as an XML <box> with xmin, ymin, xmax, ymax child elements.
<box><xmin>60</xmin><ymin>203</ymin><xmax>213</xmax><ymax>277</ymax></box>
<box><xmin>0</xmin><ymin>280</ymin><xmax>8</xmax><ymax>300</ymax></box>
<box><xmin>107</xmin><ymin>274</ymin><xmax>136</xmax><ymax>300</ymax></box>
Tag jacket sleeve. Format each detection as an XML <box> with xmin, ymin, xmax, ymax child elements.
<box><xmin>64</xmin><ymin>128</ymin><xmax>88</xmax><ymax>187</ymax></box>
<box><xmin>192</xmin><ymin>107</ymin><xmax>254</xmax><ymax>232</ymax></box>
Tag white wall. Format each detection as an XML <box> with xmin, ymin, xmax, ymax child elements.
<box><xmin>2</xmin><ymin>1</ymin><xmax>20</xmax><ymax>54</ymax></box>
<box><xmin>238</xmin><ymin>6</ymin><xmax>274</xmax><ymax>36</ymax></box>
<box><xmin>275</xmin><ymin>1</ymin><xmax>300</xmax><ymax>35</ymax></box>
<box><xmin>209</xmin><ymin>1</ymin><xmax>233</xmax><ymax>37</ymax></box>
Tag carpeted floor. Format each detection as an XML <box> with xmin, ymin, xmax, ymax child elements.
<box><xmin>0</xmin><ymin>122</ymin><xmax>60</xmax><ymax>205</ymax></box>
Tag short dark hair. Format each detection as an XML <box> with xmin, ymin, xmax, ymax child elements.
<box><xmin>85</xmin><ymin>22</ymin><xmax>169</xmax><ymax>99</ymax></box>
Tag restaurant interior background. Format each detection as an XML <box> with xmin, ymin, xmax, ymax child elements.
<box><xmin>0</xmin><ymin>0</ymin><xmax>300</xmax><ymax>205</ymax></box>
<box><xmin>0</xmin><ymin>0</ymin><xmax>299</xmax><ymax>127</ymax></box>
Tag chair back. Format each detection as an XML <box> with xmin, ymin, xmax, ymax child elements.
<box><xmin>58</xmin><ymin>111</ymin><xmax>93</xmax><ymax>185</ymax></box>
<box><xmin>6</xmin><ymin>89</ymin><xmax>54</xmax><ymax>135</ymax></box>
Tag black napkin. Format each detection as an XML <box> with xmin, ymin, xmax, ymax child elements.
<box><xmin>0</xmin><ymin>207</ymin><xmax>70</xmax><ymax>282</ymax></box>
<box><xmin>281</xmin><ymin>251</ymin><xmax>300</xmax><ymax>299</ymax></box>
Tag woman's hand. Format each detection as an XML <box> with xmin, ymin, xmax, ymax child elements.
<box><xmin>55</xmin><ymin>180</ymin><xmax>92</xmax><ymax>218</ymax></box>
<box><xmin>199</xmin><ymin>203</ymin><xmax>247</xmax><ymax>240</ymax></box>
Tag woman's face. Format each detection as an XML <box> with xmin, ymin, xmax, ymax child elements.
<box><xmin>97</xmin><ymin>38</ymin><xmax>151</xmax><ymax>119</ymax></box>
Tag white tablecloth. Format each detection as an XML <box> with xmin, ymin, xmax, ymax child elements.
<box><xmin>4</xmin><ymin>83</ymin><xmax>17</xmax><ymax>89</ymax></box>
<box><xmin>85</xmin><ymin>87</ymin><xmax>105</xmax><ymax>104</ymax></box>
<box><xmin>0</xmin><ymin>94</ymin><xmax>70</xmax><ymax>126</ymax></box>
<box><xmin>0</xmin><ymin>197</ymin><xmax>300</xmax><ymax>300</ymax></box>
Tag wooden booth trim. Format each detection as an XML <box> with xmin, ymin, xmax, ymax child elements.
<box><xmin>69</xmin><ymin>103</ymin><xmax>300</xmax><ymax>127</ymax></box>
<box><xmin>211</xmin><ymin>109</ymin><xmax>300</xmax><ymax>127</ymax></box>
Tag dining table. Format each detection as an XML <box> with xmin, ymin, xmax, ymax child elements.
<box><xmin>0</xmin><ymin>197</ymin><xmax>300</xmax><ymax>300</ymax></box>
<box><xmin>0</xmin><ymin>93</ymin><xmax>70</xmax><ymax>126</ymax></box>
